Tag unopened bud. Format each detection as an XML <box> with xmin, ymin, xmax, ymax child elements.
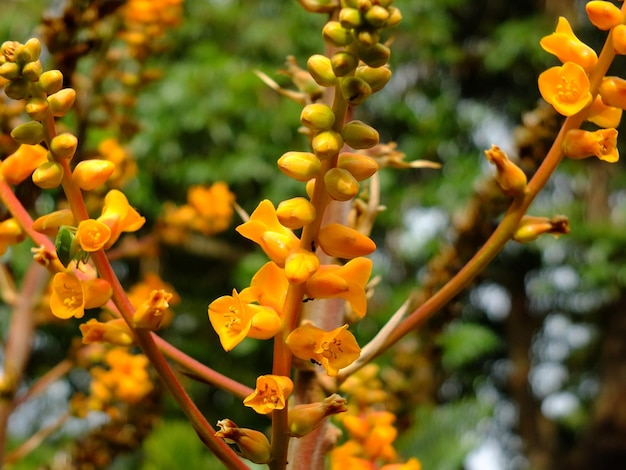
<box><xmin>72</xmin><ymin>159</ymin><xmax>116</xmax><ymax>190</ymax></box>
<box><xmin>364</xmin><ymin>5</ymin><xmax>390</xmax><ymax>28</ymax></box>
<box><xmin>562</xmin><ymin>128</ymin><xmax>619</xmax><ymax>163</ymax></box>
<box><xmin>356</xmin><ymin>42</ymin><xmax>390</xmax><ymax>68</ymax></box>
<box><xmin>38</xmin><ymin>70</ymin><xmax>64</xmax><ymax>94</ymax></box>
<box><xmin>47</xmin><ymin>88</ymin><xmax>76</xmax><ymax>117</ymax></box>
<box><xmin>513</xmin><ymin>215</ymin><xmax>569</xmax><ymax>243</ymax></box>
<box><xmin>340</xmin><ymin>76</ymin><xmax>372</xmax><ymax>105</ymax></box>
<box><xmin>80</xmin><ymin>318</ymin><xmax>134</xmax><ymax>346</ymax></box>
<box><xmin>0</xmin><ymin>62</ymin><xmax>20</xmax><ymax>80</ymax></box>
<box><xmin>324</xmin><ymin>167</ymin><xmax>360</xmax><ymax>201</ymax></box>
<box><xmin>342</xmin><ymin>120</ymin><xmax>379</xmax><ymax>149</ymax></box>
<box><xmin>278</xmin><ymin>151</ymin><xmax>321</xmax><ymax>181</ymax></box>
<box><xmin>484</xmin><ymin>145</ymin><xmax>527</xmax><ymax>198</ymax></box>
<box><xmin>215</xmin><ymin>419</ymin><xmax>271</xmax><ymax>464</ymax></box>
<box><xmin>614</xmin><ymin>25</ymin><xmax>626</xmax><ymax>55</ymax></box>
<box><xmin>1</xmin><ymin>41</ymin><xmax>17</xmax><ymax>62</ymax></box>
<box><xmin>50</xmin><ymin>132</ymin><xmax>78</xmax><ymax>160</ymax></box>
<box><xmin>21</xmin><ymin>38</ymin><xmax>41</xmax><ymax>63</ymax></box>
<box><xmin>356</xmin><ymin>65</ymin><xmax>391</xmax><ymax>92</ymax></box>
<box><xmin>25</xmin><ymin>97</ymin><xmax>49</xmax><ymax>120</ymax></box>
<box><xmin>32</xmin><ymin>161</ymin><xmax>64</xmax><ymax>189</ymax></box>
<box><xmin>300</xmin><ymin>103</ymin><xmax>336</xmax><ymax>130</ymax></box>
<box><xmin>386</xmin><ymin>6</ymin><xmax>402</xmax><ymax>27</ymax></box>
<box><xmin>599</xmin><ymin>76</ymin><xmax>626</xmax><ymax>109</ymax></box>
<box><xmin>10</xmin><ymin>121</ymin><xmax>44</xmax><ymax>145</ymax></box>
<box><xmin>331</xmin><ymin>51</ymin><xmax>359</xmax><ymax>77</ymax></box>
<box><xmin>323</xmin><ymin>21</ymin><xmax>353</xmax><ymax>47</ymax></box>
<box><xmin>0</xmin><ymin>144</ymin><xmax>48</xmax><ymax>185</ymax></box>
<box><xmin>277</xmin><ymin>197</ymin><xmax>317</xmax><ymax>229</ymax></box>
<box><xmin>33</xmin><ymin>209</ymin><xmax>76</xmax><ymax>236</ymax></box>
<box><xmin>337</xmin><ymin>152</ymin><xmax>378</xmax><ymax>180</ymax></box>
<box><xmin>285</xmin><ymin>249</ymin><xmax>320</xmax><ymax>284</ymax></box>
<box><xmin>288</xmin><ymin>394</ymin><xmax>348</xmax><ymax>438</ymax></box>
<box><xmin>339</xmin><ymin>7</ymin><xmax>362</xmax><ymax>28</ymax></box>
<box><xmin>354</xmin><ymin>27</ymin><xmax>380</xmax><ymax>47</ymax></box>
<box><xmin>317</xmin><ymin>223</ymin><xmax>376</xmax><ymax>258</ymax></box>
<box><xmin>586</xmin><ymin>1</ymin><xmax>622</xmax><ymax>30</ymax></box>
<box><xmin>0</xmin><ymin>218</ymin><xmax>25</xmax><ymax>245</ymax></box>
<box><xmin>4</xmin><ymin>78</ymin><xmax>30</xmax><ymax>100</ymax></box>
<box><xmin>21</xmin><ymin>60</ymin><xmax>42</xmax><ymax>81</ymax></box>
<box><xmin>133</xmin><ymin>289</ymin><xmax>173</xmax><ymax>330</ymax></box>
<box><xmin>307</xmin><ymin>54</ymin><xmax>337</xmax><ymax>87</ymax></box>
<box><xmin>312</xmin><ymin>129</ymin><xmax>344</xmax><ymax>159</ymax></box>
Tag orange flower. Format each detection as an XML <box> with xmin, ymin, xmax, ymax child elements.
<box><xmin>75</xmin><ymin>219</ymin><xmax>111</xmax><ymax>252</ymax></box>
<box><xmin>288</xmin><ymin>393</ymin><xmax>347</xmax><ymax>437</ymax></box>
<box><xmin>586</xmin><ymin>1</ymin><xmax>622</xmax><ymax>31</ymax></box>
<box><xmin>285</xmin><ymin>248</ymin><xmax>320</xmax><ymax>284</ymax></box>
<box><xmin>286</xmin><ymin>323</ymin><xmax>361</xmax><ymax>377</ymax></box>
<box><xmin>0</xmin><ymin>144</ymin><xmax>48</xmax><ymax>185</ymax></box>
<box><xmin>305</xmin><ymin>257</ymin><xmax>372</xmax><ymax>318</ymax></box>
<box><xmin>317</xmin><ymin>223</ymin><xmax>376</xmax><ymax>259</ymax></box>
<box><xmin>484</xmin><ymin>145</ymin><xmax>527</xmax><ymax>198</ymax></box>
<box><xmin>587</xmin><ymin>95</ymin><xmax>622</xmax><ymax>128</ymax></box>
<box><xmin>562</xmin><ymin>128</ymin><xmax>619</xmax><ymax>162</ymax></box>
<box><xmin>97</xmin><ymin>189</ymin><xmax>145</xmax><ymax>248</ymax></box>
<box><xmin>243</xmin><ymin>261</ymin><xmax>289</xmax><ymax>314</ymax></box>
<box><xmin>80</xmin><ymin>318</ymin><xmax>134</xmax><ymax>346</ymax></box>
<box><xmin>243</xmin><ymin>374</ymin><xmax>294</xmax><ymax>414</ymax></box>
<box><xmin>133</xmin><ymin>289</ymin><xmax>173</xmax><ymax>330</ymax></box>
<box><xmin>50</xmin><ymin>273</ymin><xmax>112</xmax><ymax>319</ymax></box>
<box><xmin>538</xmin><ymin>62</ymin><xmax>593</xmax><ymax>116</ymax></box>
<box><xmin>215</xmin><ymin>419</ymin><xmax>271</xmax><ymax>464</ymax></box>
<box><xmin>236</xmin><ymin>199</ymin><xmax>300</xmax><ymax>267</ymax></box>
<box><xmin>540</xmin><ymin>17</ymin><xmax>598</xmax><ymax>72</ymax></box>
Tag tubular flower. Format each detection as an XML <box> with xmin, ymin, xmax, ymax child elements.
<box><xmin>599</xmin><ymin>76</ymin><xmax>626</xmax><ymax>110</ymax></box>
<box><xmin>236</xmin><ymin>199</ymin><xmax>300</xmax><ymax>267</ymax></box>
<box><xmin>484</xmin><ymin>145</ymin><xmax>527</xmax><ymax>197</ymax></box>
<box><xmin>586</xmin><ymin>1</ymin><xmax>622</xmax><ymax>31</ymax></box>
<box><xmin>208</xmin><ymin>289</ymin><xmax>255</xmax><ymax>351</ymax></box>
<box><xmin>242</xmin><ymin>261</ymin><xmax>289</xmax><ymax>314</ymax></box>
<box><xmin>538</xmin><ymin>62</ymin><xmax>593</xmax><ymax>116</ymax></box>
<box><xmin>50</xmin><ymin>273</ymin><xmax>112</xmax><ymax>319</ymax></box>
<box><xmin>186</xmin><ymin>182</ymin><xmax>235</xmax><ymax>235</ymax></box>
<box><xmin>215</xmin><ymin>419</ymin><xmax>272</xmax><ymax>464</ymax></box>
<box><xmin>286</xmin><ymin>323</ymin><xmax>361</xmax><ymax>377</ymax></box>
<box><xmin>133</xmin><ymin>289</ymin><xmax>173</xmax><ymax>330</ymax></box>
<box><xmin>0</xmin><ymin>144</ymin><xmax>48</xmax><ymax>185</ymax></box>
<box><xmin>288</xmin><ymin>393</ymin><xmax>348</xmax><ymax>438</ymax></box>
<box><xmin>243</xmin><ymin>374</ymin><xmax>294</xmax><ymax>414</ymax></box>
<box><xmin>97</xmin><ymin>189</ymin><xmax>145</xmax><ymax>249</ymax></box>
<box><xmin>305</xmin><ymin>257</ymin><xmax>372</xmax><ymax>318</ymax></box>
<box><xmin>317</xmin><ymin>223</ymin><xmax>376</xmax><ymax>259</ymax></box>
<box><xmin>75</xmin><ymin>219</ymin><xmax>111</xmax><ymax>252</ymax></box>
<box><xmin>80</xmin><ymin>318</ymin><xmax>134</xmax><ymax>346</ymax></box>
<box><xmin>587</xmin><ymin>95</ymin><xmax>622</xmax><ymax>128</ymax></box>
<box><xmin>540</xmin><ymin>17</ymin><xmax>598</xmax><ymax>72</ymax></box>
<box><xmin>562</xmin><ymin>128</ymin><xmax>619</xmax><ymax>162</ymax></box>
<box><xmin>513</xmin><ymin>215</ymin><xmax>570</xmax><ymax>243</ymax></box>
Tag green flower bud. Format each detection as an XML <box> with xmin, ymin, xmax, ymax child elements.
<box><xmin>342</xmin><ymin>120</ymin><xmax>379</xmax><ymax>149</ymax></box>
<box><xmin>364</xmin><ymin>5</ymin><xmax>390</xmax><ymax>28</ymax></box>
<box><xmin>25</xmin><ymin>97</ymin><xmax>49</xmax><ymax>121</ymax></box>
<box><xmin>341</xmin><ymin>0</ymin><xmax>359</xmax><ymax>8</ymax></box>
<box><xmin>339</xmin><ymin>8</ymin><xmax>362</xmax><ymax>28</ymax></box>
<box><xmin>386</xmin><ymin>6</ymin><xmax>402</xmax><ymax>27</ymax></box>
<box><xmin>278</xmin><ymin>151</ymin><xmax>321</xmax><ymax>181</ymax></box>
<box><xmin>14</xmin><ymin>44</ymin><xmax>33</xmax><ymax>64</ymax></box>
<box><xmin>300</xmin><ymin>103</ymin><xmax>335</xmax><ymax>130</ymax></box>
<box><xmin>307</xmin><ymin>54</ymin><xmax>337</xmax><ymax>87</ymax></box>
<box><xmin>4</xmin><ymin>78</ymin><xmax>30</xmax><ymax>100</ymax></box>
<box><xmin>38</xmin><ymin>70</ymin><xmax>64</xmax><ymax>95</ymax></box>
<box><xmin>32</xmin><ymin>161</ymin><xmax>64</xmax><ymax>189</ymax></box>
<box><xmin>322</xmin><ymin>21</ymin><xmax>353</xmax><ymax>47</ymax></box>
<box><xmin>356</xmin><ymin>65</ymin><xmax>391</xmax><ymax>92</ymax></box>
<box><xmin>355</xmin><ymin>42</ymin><xmax>390</xmax><ymax>68</ymax></box>
<box><xmin>337</xmin><ymin>152</ymin><xmax>378</xmax><ymax>180</ymax></box>
<box><xmin>331</xmin><ymin>51</ymin><xmax>359</xmax><ymax>77</ymax></box>
<box><xmin>340</xmin><ymin>76</ymin><xmax>372</xmax><ymax>105</ymax></box>
<box><xmin>324</xmin><ymin>167</ymin><xmax>360</xmax><ymax>201</ymax></box>
<box><xmin>10</xmin><ymin>121</ymin><xmax>44</xmax><ymax>145</ymax></box>
<box><xmin>312</xmin><ymin>130</ymin><xmax>344</xmax><ymax>159</ymax></box>
<box><xmin>47</xmin><ymin>88</ymin><xmax>76</xmax><ymax>117</ymax></box>
<box><xmin>21</xmin><ymin>60</ymin><xmax>42</xmax><ymax>82</ymax></box>
<box><xmin>50</xmin><ymin>132</ymin><xmax>78</xmax><ymax>160</ymax></box>
<box><xmin>0</xmin><ymin>62</ymin><xmax>20</xmax><ymax>80</ymax></box>
<box><xmin>354</xmin><ymin>27</ymin><xmax>380</xmax><ymax>47</ymax></box>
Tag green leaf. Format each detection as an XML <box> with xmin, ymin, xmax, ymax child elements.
<box><xmin>437</xmin><ymin>322</ymin><xmax>500</xmax><ymax>370</ymax></box>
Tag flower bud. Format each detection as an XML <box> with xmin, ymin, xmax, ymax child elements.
<box><xmin>339</xmin><ymin>7</ymin><xmax>362</xmax><ymax>28</ymax></box>
<box><xmin>288</xmin><ymin>394</ymin><xmax>348</xmax><ymax>438</ymax></box>
<box><xmin>80</xmin><ymin>318</ymin><xmax>134</xmax><ymax>347</ymax></box>
<box><xmin>340</xmin><ymin>76</ymin><xmax>372</xmax><ymax>105</ymax></box>
<box><xmin>277</xmin><ymin>197</ymin><xmax>317</xmax><ymax>229</ymax></box>
<box><xmin>356</xmin><ymin>42</ymin><xmax>390</xmax><ymax>68</ymax></box>
<box><xmin>285</xmin><ymin>248</ymin><xmax>320</xmax><ymax>284</ymax></box>
<box><xmin>513</xmin><ymin>215</ymin><xmax>569</xmax><ymax>243</ymax></box>
<box><xmin>364</xmin><ymin>5</ymin><xmax>390</xmax><ymax>28</ymax></box>
<box><xmin>599</xmin><ymin>76</ymin><xmax>626</xmax><ymax>109</ymax></box>
<box><xmin>312</xmin><ymin>129</ymin><xmax>344</xmax><ymax>159</ymax></box>
<box><xmin>323</xmin><ymin>21</ymin><xmax>353</xmax><ymax>47</ymax></box>
<box><xmin>25</xmin><ymin>97</ymin><xmax>49</xmax><ymax>120</ymax></box>
<box><xmin>484</xmin><ymin>145</ymin><xmax>527</xmax><ymax>197</ymax></box>
<box><xmin>0</xmin><ymin>218</ymin><xmax>25</xmax><ymax>246</ymax></box>
<box><xmin>32</xmin><ymin>161</ymin><xmax>64</xmax><ymax>189</ymax></box>
<box><xmin>562</xmin><ymin>128</ymin><xmax>619</xmax><ymax>162</ymax></box>
<box><xmin>300</xmin><ymin>103</ymin><xmax>335</xmax><ymax>130</ymax></box>
<box><xmin>278</xmin><ymin>151</ymin><xmax>321</xmax><ymax>181</ymax></box>
<box><xmin>215</xmin><ymin>419</ymin><xmax>271</xmax><ymax>464</ymax></box>
<box><xmin>4</xmin><ymin>78</ymin><xmax>30</xmax><ymax>100</ymax></box>
<box><xmin>21</xmin><ymin>60</ymin><xmax>42</xmax><ymax>82</ymax></box>
<box><xmin>0</xmin><ymin>144</ymin><xmax>48</xmax><ymax>185</ymax></box>
<box><xmin>50</xmin><ymin>132</ymin><xmax>78</xmax><ymax>160</ymax></box>
<box><xmin>337</xmin><ymin>152</ymin><xmax>378</xmax><ymax>180</ymax></box>
<box><xmin>10</xmin><ymin>121</ymin><xmax>44</xmax><ymax>145</ymax></box>
<box><xmin>21</xmin><ymin>38</ymin><xmax>41</xmax><ymax>63</ymax></box>
<box><xmin>587</xmin><ymin>95</ymin><xmax>622</xmax><ymax>129</ymax></box>
<box><xmin>317</xmin><ymin>223</ymin><xmax>376</xmax><ymax>258</ymax></box>
<box><xmin>331</xmin><ymin>51</ymin><xmax>359</xmax><ymax>77</ymax></box>
<box><xmin>32</xmin><ymin>209</ymin><xmax>76</xmax><ymax>236</ymax></box>
<box><xmin>72</xmin><ymin>159</ymin><xmax>116</xmax><ymax>190</ymax></box>
<box><xmin>354</xmin><ymin>27</ymin><xmax>380</xmax><ymax>47</ymax></box>
<box><xmin>342</xmin><ymin>120</ymin><xmax>379</xmax><ymax>149</ymax></box>
<box><xmin>324</xmin><ymin>167</ymin><xmax>360</xmax><ymax>201</ymax></box>
<box><xmin>386</xmin><ymin>6</ymin><xmax>402</xmax><ymax>27</ymax></box>
<box><xmin>614</xmin><ymin>25</ymin><xmax>626</xmax><ymax>55</ymax></box>
<box><xmin>356</xmin><ymin>64</ymin><xmax>391</xmax><ymax>92</ymax></box>
<box><xmin>38</xmin><ymin>70</ymin><xmax>64</xmax><ymax>95</ymax></box>
<box><xmin>307</xmin><ymin>54</ymin><xmax>337</xmax><ymax>87</ymax></box>
<box><xmin>0</xmin><ymin>62</ymin><xmax>20</xmax><ymax>80</ymax></box>
<box><xmin>47</xmin><ymin>88</ymin><xmax>76</xmax><ymax>117</ymax></box>
<box><xmin>586</xmin><ymin>1</ymin><xmax>622</xmax><ymax>30</ymax></box>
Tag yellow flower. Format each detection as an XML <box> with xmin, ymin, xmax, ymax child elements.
<box><xmin>236</xmin><ymin>199</ymin><xmax>300</xmax><ymax>267</ymax></box>
<box><xmin>75</xmin><ymin>219</ymin><xmax>111</xmax><ymax>252</ymax></box>
<box><xmin>80</xmin><ymin>318</ymin><xmax>134</xmax><ymax>346</ymax></box>
<box><xmin>540</xmin><ymin>17</ymin><xmax>598</xmax><ymax>72</ymax></box>
<box><xmin>286</xmin><ymin>323</ymin><xmax>361</xmax><ymax>377</ymax></box>
<box><xmin>285</xmin><ymin>248</ymin><xmax>320</xmax><ymax>284</ymax></box>
<box><xmin>562</xmin><ymin>128</ymin><xmax>619</xmax><ymax>162</ymax></box>
<box><xmin>538</xmin><ymin>62</ymin><xmax>593</xmax><ymax>116</ymax></box>
<box><xmin>484</xmin><ymin>145</ymin><xmax>527</xmax><ymax>198</ymax></box>
<box><xmin>133</xmin><ymin>289</ymin><xmax>173</xmax><ymax>330</ymax></box>
<box><xmin>244</xmin><ymin>261</ymin><xmax>289</xmax><ymax>314</ymax></box>
<box><xmin>186</xmin><ymin>182</ymin><xmax>235</xmax><ymax>235</ymax></box>
<box><xmin>587</xmin><ymin>95</ymin><xmax>622</xmax><ymax>128</ymax></box>
<box><xmin>305</xmin><ymin>257</ymin><xmax>372</xmax><ymax>318</ymax></box>
<box><xmin>317</xmin><ymin>223</ymin><xmax>376</xmax><ymax>259</ymax></box>
<box><xmin>49</xmin><ymin>273</ymin><xmax>112</xmax><ymax>319</ymax></box>
<box><xmin>0</xmin><ymin>144</ymin><xmax>48</xmax><ymax>185</ymax></box>
<box><xmin>97</xmin><ymin>189</ymin><xmax>145</xmax><ymax>248</ymax></box>
<box><xmin>243</xmin><ymin>374</ymin><xmax>294</xmax><ymax>414</ymax></box>
<box><xmin>586</xmin><ymin>1</ymin><xmax>623</xmax><ymax>31</ymax></box>
<box><xmin>288</xmin><ymin>393</ymin><xmax>347</xmax><ymax>437</ymax></box>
